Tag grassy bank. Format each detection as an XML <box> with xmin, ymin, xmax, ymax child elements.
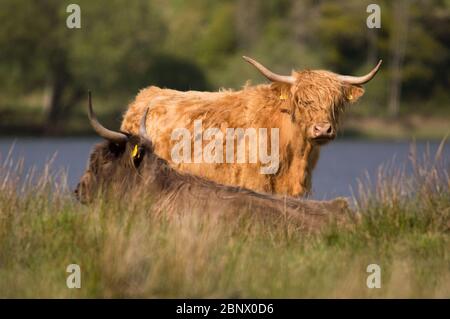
<box><xmin>342</xmin><ymin>114</ymin><xmax>450</xmax><ymax>140</ymax></box>
<box><xmin>0</xmin><ymin>143</ymin><xmax>448</xmax><ymax>298</ymax></box>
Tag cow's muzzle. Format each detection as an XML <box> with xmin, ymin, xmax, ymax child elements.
<box><xmin>310</xmin><ymin>123</ymin><xmax>336</xmax><ymax>145</ymax></box>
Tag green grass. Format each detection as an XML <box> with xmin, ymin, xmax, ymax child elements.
<box><xmin>0</xmin><ymin>143</ymin><xmax>448</xmax><ymax>298</ymax></box>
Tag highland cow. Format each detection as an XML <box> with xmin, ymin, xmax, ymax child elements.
<box><xmin>120</xmin><ymin>56</ymin><xmax>382</xmax><ymax>197</ymax></box>
<box><xmin>76</xmin><ymin>94</ymin><xmax>351</xmax><ymax>232</ymax></box>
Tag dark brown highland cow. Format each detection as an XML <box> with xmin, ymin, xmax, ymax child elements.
<box><xmin>76</xmin><ymin>94</ymin><xmax>353</xmax><ymax>232</ymax></box>
<box><xmin>121</xmin><ymin>56</ymin><xmax>382</xmax><ymax>197</ymax></box>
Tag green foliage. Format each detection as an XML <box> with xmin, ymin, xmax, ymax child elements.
<box><xmin>69</xmin><ymin>0</ymin><xmax>167</xmax><ymax>93</ymax></box>
<box><xmin>0</xmin><ymin>0</ymin><xmax>448</xmax><ymax>133</ymax></box>
<box><xmin>197</xmin><ymin>3</ymin><xmax>237</xmax><ymax>66</ymax></box>
<box><xmin>147</xmin><ymin>54</ymin><xmax>210</xmax><ymax>90</ymax></box>
<box><xmin>0</xmin><ymin>0</ymin><xmax>69</xmax><ymax>90</ymax></box>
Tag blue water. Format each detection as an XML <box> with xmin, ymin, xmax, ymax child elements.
<box><xmin>0</xmin><ymin>138</ymin><xmax>448</xmax><ymax>199</ymax></box>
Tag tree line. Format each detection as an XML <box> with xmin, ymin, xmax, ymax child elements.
<box><xmin>0</xmin><ymin>0</ymin><xmax>448</xmax><ymax>133</ymax></box>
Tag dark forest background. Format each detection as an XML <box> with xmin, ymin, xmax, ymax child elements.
<box><xmin>0</xmin><ymin>0</ymin><xmax>448</xmax><ymax>138</ymax></box>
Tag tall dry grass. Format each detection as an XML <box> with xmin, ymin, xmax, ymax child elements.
<box><xmin>0</xmin><ymin>141</ymin><xmax>448</xmax><ymax>298</ymax></box>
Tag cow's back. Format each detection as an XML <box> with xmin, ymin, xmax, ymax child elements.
<box><xmin>121</xmin><ymin>85</ymin><xmax>315</xmax><ymax>196</ymax></box>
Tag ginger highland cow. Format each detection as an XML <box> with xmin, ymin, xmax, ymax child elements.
<box><xmin>121</xmin><ymin>56</ymin><xmax>382</xmax><ymax>196</ymax></box>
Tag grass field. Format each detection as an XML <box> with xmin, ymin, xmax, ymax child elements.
<box><xmin>0</xmin><ymin>142</ymin><xmax>448</xmax><ymax>298</ymax></box>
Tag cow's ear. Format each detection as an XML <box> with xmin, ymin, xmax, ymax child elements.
<box><xmin>271</xmin><ymin>82</ymin><xmax>292</xmax><ymax>101</ymax></box>
<box><xmin>345</xmin><ymin>85</ymin><xmax>365</xmax><ymax>104</ymax></box>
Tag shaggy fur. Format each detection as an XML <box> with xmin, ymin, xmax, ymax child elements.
<box><xmin>75</xmin><ymin>134</ymin><xmax>352</xmax><ymax>232</ymax></box>
<box><xmin>120</xmin><ymin>66</ymin><xmax>366</xmax><ymax>197</ymax></box>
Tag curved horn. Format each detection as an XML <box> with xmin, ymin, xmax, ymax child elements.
<box><xmin>337</xmin><ymin>60</ymin><xmax>382</xmax><ymax>85</ymax></box>
<box><xmin>88</xmin><ymin>92</ymin><xmax>127</xmax><ymax>144</ymax></box>
<box><xmin>243</xmin><ymin>56</ymin><xmax>295</xmax><ymax>84</ymax></box>
<box><xmin>139</xmin><ymin>107</ymin><xmax>151</xmax><ymax>141</ymax></box>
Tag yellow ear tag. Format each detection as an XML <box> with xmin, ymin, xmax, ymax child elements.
<box><xmin>131</xmin><ymin>145</ymin><xmax>139</xmax><ymax>158</ymax></box>
<box><xmin>347</xmin><ymin>94</ymin><xmax>353</xmax><ymax>101</ymax></box>
<box><xmin>280</xmin><ymin>88</ymin><xmax>288</xmax><ymax>100</ymax></box>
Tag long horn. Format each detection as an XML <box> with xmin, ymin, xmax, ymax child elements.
<box><xmin>243</xmin><ymin>56</ymin><xmax>295</xmax><ymax>84</ymax></box>
<box><xmin>337</xmin><ymin>60</ymin><xmax>382</xmax><ymax>85</ymax></box>
<box><xmin>139</xmin><ymin>107</ymin><xmax>151</xmax><ymax>141</ymax></box>
<box><xmin>87</xmin><ymin>92</ymin><xmax>127</xmax><ymax>144</ymax></box>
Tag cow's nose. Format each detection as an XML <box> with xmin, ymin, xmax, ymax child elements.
<box><xmin>313</xmin><ymin>123</ymin><xmax>334</xmax><ymax>137</ymax></box>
